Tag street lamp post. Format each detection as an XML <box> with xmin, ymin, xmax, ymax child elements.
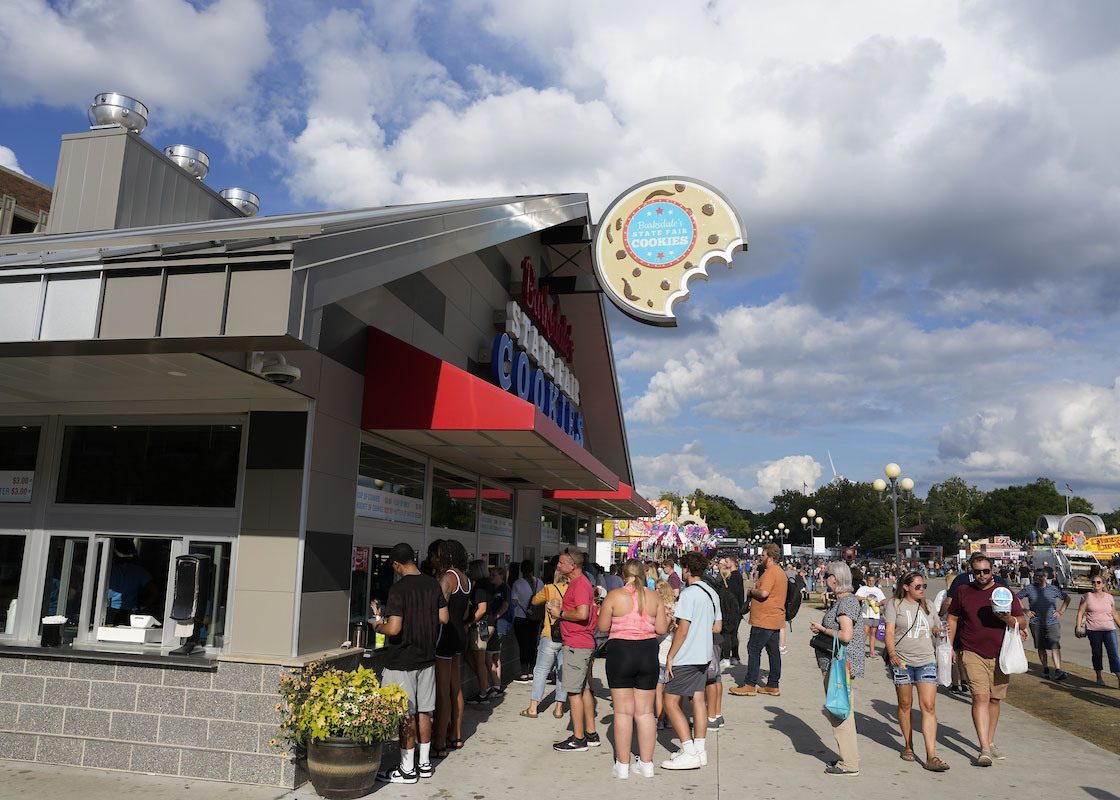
<box><xmin>801</xmin><ymin>508</ymin><xmax>824</xmax><ymax>547</ymax></box>
<box><xmin>873</xmin><ymin>462</ymin><xmax>914</xmax><ymax>568</ymax></box>
<box><xmin>775</xmin><ymin>522</ymin><xmax>786</xmax><ymax>551</ymax></box>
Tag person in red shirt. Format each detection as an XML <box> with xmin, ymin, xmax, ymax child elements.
<box><xmin>947</xmin><ymin>554</ymin><xmax>1027</xmax><ymax>767</ymax></box>
<box><xmin>548</xmin><ymin>550</ymin><xmax>601</xmax><ymax>752</ymax></box>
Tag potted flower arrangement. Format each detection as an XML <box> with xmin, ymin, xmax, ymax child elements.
<box><xmin>276</xmin><ymin>661</ymin><xmax>408</xmax><ymax>799</ymax></box>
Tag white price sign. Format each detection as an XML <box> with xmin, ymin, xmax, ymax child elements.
<box><xmin>356</xmin><ymin>485</ymin><xmax>424</xmax><ymax>524</ymax></box>
<box><xmin>0</xmin><ymin>471</ymin><xmax>33</xmax><ymax>503</ymax></box>
<box><xmin>480</xmin><ymin>513</ymin><xmax>513</xmax><ymax>538</ymax></box>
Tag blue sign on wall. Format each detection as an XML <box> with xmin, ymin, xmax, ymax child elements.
<box><xmin>491</xmin><ymin>332</ymin><xmax>584</xmax><ymax>446</ymax></box>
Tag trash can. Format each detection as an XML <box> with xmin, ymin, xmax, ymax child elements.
<box><xmin>41</xmin><ymin>623</ymin><xmax>63</xmax><ymax>647</ymax></box>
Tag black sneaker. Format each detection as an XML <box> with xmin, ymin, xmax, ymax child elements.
<box><xmin>487</xmin><ymin>685</ymin><xmax>506</xmax><ymax>696</ymax></box>
<box><xmin>1053</xmin><ymin>670</ymin><xmax>1069</xmax><ymax>682</ymax></box>
<box><xmin>584</xmin><ymin>731</ymin><xmax>601</xmax><ymax>747</ymax></box>
<box><xmin>707</xmin><ymin>716</ymin><xmax>725</xmax><ymax>730</ymax></box>
<box><xmin>466</xmin><ymin>694</ymin><xmax>490</xmax><ymax>704</ymax></box>
<box><xmin>376</xmin><ymin>766</ymin><xmax>418</xmax><ymax>784</ymax></box>
<box><xmin>553</xmin><ymin>736</ymin><xmax>588</xmax><ymax>752</ymax></box>
<box><xmin>417</xmin><ymin>762</ymin><xmax>434</xmax><ymax>779</ymax></box>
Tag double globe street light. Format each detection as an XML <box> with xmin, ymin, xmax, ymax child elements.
<box><xmin>801</xmin><ymin>508</ymin><xmax>824</xmax><ymax>544</ymax></box>
<box><xmin>873</xmin><ymin>462</ymin><xmax>914</xmax><ymax>566</ymax></box>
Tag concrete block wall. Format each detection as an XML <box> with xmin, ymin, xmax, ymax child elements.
<box><xmin>0</xmin><ymin>654</ymin><xmax>301</xmax><ymax>787</ymax></box>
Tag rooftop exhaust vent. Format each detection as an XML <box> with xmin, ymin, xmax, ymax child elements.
<box><xmin>219</xmin><ymin>187</ymin><xmax>260</xmax><ymax>216</ymax></box>
<box><xmin>163</xmin><ymin>145</ymin><xmax>210</xmax><ymax>180</ymax></box>
<box><xmin>88</xmin><ymin>92</ymin><xmax>149</xmax><ymax>134</ymax></box>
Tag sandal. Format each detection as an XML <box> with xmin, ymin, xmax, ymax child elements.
<box><xmin>923</xmin><ymin>756</ymin><xmax>950</xmax><ymax>772</ymax></box>
<box><xmin>519</xmin><ymin>708</ymin><xmax>538</xmax><ymax>718</ymax></box>
<box><xmin>449</xmin><ymin>738</ymin><xmax>465</xmax><ymax>749</ymax></box>
<box><xmin>900</xmin><ymin>748</ymin><xmax>917</xmax><ymax>762</ymax></box>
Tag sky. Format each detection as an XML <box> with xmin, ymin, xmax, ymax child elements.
<box><xmin>2</xmin><ymin>0</ymin><xmax>1119</xmax><ymax>512</ymax></box>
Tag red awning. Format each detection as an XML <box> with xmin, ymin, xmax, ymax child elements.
<box><xmin>544</xmin><ymin>482</ymin><xmax>655</xmax><ymax>518</ymax></box>
<box><xmin>362</xmin><ymin>327</ymin><xmax>619</xmax><ymax>491</ymax></box>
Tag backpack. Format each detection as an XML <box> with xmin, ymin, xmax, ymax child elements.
<box><xmin>703</xmin><ymin>576</ymin><xmax>740</xmax><ymax>647</ymax></box>
<box><xmin>785</xmin><ymin>575</ymin><xmax>804</xmax><ymax>622</ymax></box>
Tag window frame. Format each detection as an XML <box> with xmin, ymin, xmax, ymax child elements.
<box><xmin>48</xmin><ymin>415</ymin><xmax>249</xmax><ymax>520</ymax></box>
<box><xmin>0</xmin><ymin>531</ymin><xmax>30</xmax><ymax>640</ymax></box>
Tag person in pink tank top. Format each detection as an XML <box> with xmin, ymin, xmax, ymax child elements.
<box><xmin>597</xmin><ymin>559</ymin><xmax>668</xmax><ymax>779</ymax></box>
<box><xmin>1076</xmin><ymin>575</ymin><xmax>1120</xmax><ymax>687</ymax></box>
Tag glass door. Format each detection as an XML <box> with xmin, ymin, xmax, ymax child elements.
<box><xmin>39</xmin><ymin>535</ymin><xmax>92</xmax><ymax>645</ymax></box>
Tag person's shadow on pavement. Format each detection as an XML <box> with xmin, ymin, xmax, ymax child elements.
<box><xmin>763</xmin><ymin>704</ymin><xmax>832</xmax><ymax>762</ymax></box>
<box><xmin>868</xmin><ymin>697</ymin><xmax>974</xmax><ymax>759</ymax></box>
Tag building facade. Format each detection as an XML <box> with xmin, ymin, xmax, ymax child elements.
<box><xmin>0</xmin><ymin>123</ymin><xmax>650</xmax><ymax>785</ymax></box>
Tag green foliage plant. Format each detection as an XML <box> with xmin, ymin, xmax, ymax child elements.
<box><xmin>275</xmin><ymin>661</ymin><xmax>409</xmax><ymax>748</ymax></box>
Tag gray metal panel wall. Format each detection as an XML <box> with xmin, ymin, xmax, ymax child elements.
<box><xmin>45</xmin><ymin>133</ymin><xmax>125</xmax><ymax>234</ymax></box>
<box><xmin>116</xmin><ymin>133</ymin><xmax>242</xmax><ymax>229</ymax></box>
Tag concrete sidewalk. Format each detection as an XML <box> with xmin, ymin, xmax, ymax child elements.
<box><xmin>3</xmin><ymin>618</ymin><xmax>1118</xmax><ymax>799</ymax></box>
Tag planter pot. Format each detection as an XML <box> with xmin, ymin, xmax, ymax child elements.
<box><xmin>306</xmin><ymin>738</ymin><xmax>382</xmax><ymax>800</ymax></box>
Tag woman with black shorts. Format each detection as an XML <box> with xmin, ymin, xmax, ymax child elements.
<box><xmin>598</xmin><ymin>558</ymin><xmax>668</xmax><ymax>779</ymax></box>
<box><xmin>433</xmin><ymin>539</ymin><xmax>471</xmax><ymax>758</ymax></box>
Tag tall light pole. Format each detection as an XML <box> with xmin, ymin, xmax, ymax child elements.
<box><xmin>775</xmin><ymin>522</ymin><xmax>786</xmax><ymax>551</ymax></box>
<box><xmin>873</xmin><ymin>463</ymin><xmax>914</xmax><ymax>567</ymax></box>
<box><xmin>801</xmin><ymin>508</ymin><xmax>824</xmax><ymax>546</ymax></box>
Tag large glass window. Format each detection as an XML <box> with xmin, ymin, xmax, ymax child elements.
<box><xmin>479</xmin><ymin>486</ymin><xmax>513</xmax><ymax>538</ymax></box>
<box><xmin>56</xmin><ymin>425</ymin><xmax>242</xmax><ymax>507</ymax></box>
<box><xmin>356</xmin><ymin>444</ymin><xmax>425</xmax><ymax>524</ymax></box>
<box><xmin>40</xmin><ymin>536</ymin><xmax>89</xmax><ymax>643</ymax></box>
<box><xmin>541</xmin><ymin>506</ymin><xmax>560</xmax><ymax>547</ymax></box>
<box><xmin>189</xmin><ymin>541</ymin><xmax>231</xmax><ymax>649</ymax></box>
<box><xmin>0</xmin><ymin>426</ymin><xmax>40</xmax><ymax>503</ymax></box>
<box><xmin>430</xmin><ymin>468</ymin><xmax>477</xmax><ymax>533</ymax></box>
<box><xmin>560</xmin><ymin>511</ymin><xmax>576</xmax><ymax>545</ymax></box>
<box><xmin>0</xmin><ymin>535</ymin><xmax>26</xmax><ymax>634</ymax></box>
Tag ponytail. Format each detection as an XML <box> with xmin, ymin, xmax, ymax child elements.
<box><xmin>622</xmin><ymin>558</ymin><xmax>647</xmax><ymax>616</ymax></box>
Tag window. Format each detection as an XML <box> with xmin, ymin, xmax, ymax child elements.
<box><xmin>0</xmin><ymin>535</ymin><xmax>26</xmax><ymax>634</ymax></box>
<box><xmin>56</xmin><ymin>425</ymin><xmax>242</xmax><ymax>507</ymax></box>
<box><xmin>39</xmin><ymin>536</ymin><xmax>89</xmax><ymax>643</ymax></box>
<box><xmin>560</xmin><ymin>511</ymin><xmax>576</xmax><ymax>544</ymax></box>
<box><xmin>356</xmin><ymin>444</ymin><xmax>425</xmax><ymax>524</ymax></box>
<box><xmin>430</xmin><ymin>469</ymin><xmax>477</xmax><ymax>533</ymax></box>
<box><xmin>479</xmin><ymin>486</ymin><xmax>513</xmax><ymax>537</ymax></box>
<box><xmin>541</xmin><ymin>506</ymin><xmax>560</xmax><ymax>545</ymax></box>
<box><xmin>189</xmin><ymin>541</ymin><xmax>231</xmax><ymax>649</ymax></box>
<box><xmin>0</xmin><ymin>426</ymin><xmax>39</xmax><ymax>503</ymax></box>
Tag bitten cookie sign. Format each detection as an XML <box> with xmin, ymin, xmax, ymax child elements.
<box><xmin>593</xmin><ymin>177</ymin><xmax>746</xmax><ymax>326</ymax></box>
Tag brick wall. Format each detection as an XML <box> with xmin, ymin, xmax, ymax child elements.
<box><xmin>0</xmin><ymin>654</ymin><xmax>303</xmax><ymax>787</ymax></box>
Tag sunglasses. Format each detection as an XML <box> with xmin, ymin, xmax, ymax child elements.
<box><xmin>910</xmin><ymin>583</ymin><xmax>927</xmax><ymax>590</ymax></box>
<box><xmin>1092</xmin><ymin>580</ymin><xmax>1104</xmax><ymax>584</ymax></box>
<box><xmin>824</xmin><ymin>573</ymin><xmax>834</xmax><ymax>578</ymax></box>
<box><xmin>972</xmin><ymin>568</ymin><xmax>992</xmax><ymax>575</ymax></box>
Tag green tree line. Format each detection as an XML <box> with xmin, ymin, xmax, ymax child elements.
<box><xmin>661</xmin><ymin>478</ymin><xmax>1109</xmax><ymax>553</ymax></box>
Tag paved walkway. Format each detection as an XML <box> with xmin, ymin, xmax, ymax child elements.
<box><xmin>3</xmin><ymin>618</ymin><xmax>1118</xmax><ymax>799</ymax></box>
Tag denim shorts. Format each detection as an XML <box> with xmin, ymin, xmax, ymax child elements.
<box><xmin>891</xmin><ymin>661</ymin><xmax>937</xmax><ymax>686</ymax></box>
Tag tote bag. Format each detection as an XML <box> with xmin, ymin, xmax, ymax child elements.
<box><xmin>824</xmin><ymin>636</ymin><xmax>852</xmax><ymax>719</ymax></box>
<box><xmin>998</xmin><ymin>621</ymin><xmax>1028</xmax><ymax>675</ymax></box>
<box><xmin>936</xmin><ymin>640</ymin><xmax>953</xmax><ymax>687</ymax></box>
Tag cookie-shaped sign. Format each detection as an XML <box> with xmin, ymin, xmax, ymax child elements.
<box><xmin>592</xmin><ymin>177</ymin><xmax>746</xmax><ymax>326</ymax></box>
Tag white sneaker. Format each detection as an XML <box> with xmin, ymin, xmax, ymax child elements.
<box><xmin>661</xmin><ymin>751</ymin><xmax>702</xmax><ymax>770</ymax></box>
<box><xmin>719</xmin><ymin>659</ymin><xmax>731</xmax><ymax>669</ymax></box>
<box><xmin>612</xmin><ymin>761</ymin><xmax>630</xmax><ymax>779</ymax></box>
<box><xmin>699</xmin><ymin>749</ymin><xmax>708</xmax><ymax>766</ymax></box>
<box><xmin>632</xmin><ymin>757</ymin><xmax>655</xmax><ymax>778</ymax></box>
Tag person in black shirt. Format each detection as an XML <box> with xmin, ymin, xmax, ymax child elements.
<box><xmin>371</xmin><ymin>543</ymin><xmax>448</xmax><ymax>784</ymax></box>
<box><xmin>465</xmin><ymin>559</ymin><xmax>495</xmax><ymax>703</ymax></box>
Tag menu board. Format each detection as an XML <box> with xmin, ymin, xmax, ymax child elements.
<box><xmin>480</xmin><ymin>513</ymin><xmax>513</xmax><ymax>537</ymax></box>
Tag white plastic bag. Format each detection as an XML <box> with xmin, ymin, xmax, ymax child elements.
<box><xmin>998</xmin><ymin>621</ymin><xmax>1028</xmax><ymax>675</ymax></box>
<box><xmin>936</xmin><ymin>640</ymin><xmax>953</xmax><ymax>687</ymax></box>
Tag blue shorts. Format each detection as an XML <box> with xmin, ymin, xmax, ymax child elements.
<box><xmin>891</xmin><ymin>662</ymin><xmax>937</xmax><ymax>686</ymax></box>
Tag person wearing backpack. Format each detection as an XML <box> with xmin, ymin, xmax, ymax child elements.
<box><xmin>778</xmin><ymin>565</ymin><xmax>806</xmax><ymax>655</ymax></box>
<box><xmin>730</xmin><ymin>544</ymin><xmax>788</xmax><ymax>697</ymax></box>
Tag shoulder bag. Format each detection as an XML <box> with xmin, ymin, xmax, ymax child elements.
<box><xmin>824</xmin><ymin>636</ymin><xmax>852</xmax><ymax>719</ymax></box>
<box><xmin>548</xmin><ymin>585</ymin><xmax>564</xmax><ymax>643</ymax></box>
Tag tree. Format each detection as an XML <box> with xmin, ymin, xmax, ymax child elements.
<box><xmin>973</xmin><ymin>478</ymin><xmax>1092</xmax><ymax>538</ymax></box>
<box><xmin>686</xmin><ymin>490</ymin><xmax>751</xmax><ymax>539</ymax></box>
<box><xmin>926</xmin><ymin>477</ymin><xmax>985</xmax><ymax>530</ymax></box>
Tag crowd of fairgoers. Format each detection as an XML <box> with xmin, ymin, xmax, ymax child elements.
<box><xmin>364</xmin><ymin>541</ymin><xmax>1120</xmax><ymax>783</ymax></box>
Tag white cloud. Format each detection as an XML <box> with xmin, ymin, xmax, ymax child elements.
<box><xmin>0</xmin><ymin>0</ymin><xmax>271</xmax><ymax>144</ymax></box>
<box><xmin>0</xmin><ymin>145</ymin><xmax>23</xmax><ymax>174</ymax></box>
<box><xmin>937</xmin><ymin>377</ymin><xmax>1120</xmax><ymax>489</ymax></box>
<box><xmin>633</xmin><ymin>442</ymin><xmax>821</xmax><ymax>511</ymax></box>
<box><xmin>619</xmin><ymin>299</ymin><xmax>1054</xmax><ymax>431</ymax></box>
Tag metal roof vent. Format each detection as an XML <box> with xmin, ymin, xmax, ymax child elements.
<box><xmin>88</xmin><ymin>92</ymin><xmax>149</xmax><ymax>133</ymax></box>
<box><xmin>219</xmin><ymin>187</ymin><xmax>260</xmax><ymax>216</ymax></box>
<box><xmin>163</xmin><ymin>144</ymin><xmax>210</xmax><ymax>180</ymax></box>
